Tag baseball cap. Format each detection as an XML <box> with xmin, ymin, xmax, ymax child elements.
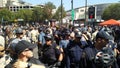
<box><xmin>15</xmin><ymin>40</ymin><xmax>36</xmax><ymax>54</ymax></box>
<box><xmin>96</xmin><ymin>31</ymin><xmax>113</xmax><ymax>40</ymax></box>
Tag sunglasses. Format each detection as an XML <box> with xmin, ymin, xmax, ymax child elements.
<box><xmin>24</xmin><ymin>48</ymin><xmax>33</xmax><ymax>52</ymax></box>
<box><xmin>0</xmin><ymin>50</ymin><xmax>5</xmax><ymax>52</ymax></box>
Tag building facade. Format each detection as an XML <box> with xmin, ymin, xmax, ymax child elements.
<box><xmin>65</xmin><ymin>3</ymin><xmax>118</xmax><ymax>23</ymax></box>
<box><xmin>8</xmin><ymin>5</ymin><xmax>34</xmax><ymax>12</ymax></box>
<box><xmin>0</xmin><ymin>0</ymin><xmax>7</xmax><ymax>7</ymax></box>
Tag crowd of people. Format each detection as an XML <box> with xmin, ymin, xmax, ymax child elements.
<box><xmin>0</xmin><ymin>23</ymin><xmax>120</xmax><ymax>68</ymax></box>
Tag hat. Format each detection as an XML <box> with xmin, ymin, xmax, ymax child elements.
<box><xmin>75</xmin><ymin>32</ymin><xmax>82</xmax><ymax>38</ymax></box>
<box><xmin>15</xmin><ymin>28</ymin><xmax>23</xmax><ymax>34</ymax></box>
<box><xmin>44</xmin><ymin>34</ymin><xmax>52</xmax><ymax>41</ymax></box>
<box><xmin>39</xmin><ymin>27</ymin><xmax>43</xmax><ymax>31</ymax></box>
<box><xmin>96</xmin><ymin>31</ymin><xmax>113</xmax><ymax>40</ymax></box>
<box><xmin>15</xmin><ymin>40</ymin><xmax>36</xmax><ymax>54</ymax></box>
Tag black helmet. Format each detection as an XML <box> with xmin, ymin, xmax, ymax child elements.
<box><xmin>38</xmin><ymin>27</ymin><xmax>43</xmax><ymax>31</ymax></box>
<box><xmin>44</xmin><ymin>34</ymin><xmax>52</xmax><ymax>41</ymax></box>
<box><xmin>94</xmin><ymin>47</ymin><xmax>115</xmax><ymax>67</ymax></box>
<box><xmin>75</xmin><ymin>32</ymin><xmax>82</xmax><ymax>38</ymax></box>
<box><xmin>15</xmin><ymin>28</ymin><xmax>23</xmax><ymax>34</ymax></box>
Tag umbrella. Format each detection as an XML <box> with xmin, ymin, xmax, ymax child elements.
<box><xmin>99</xmin><ymin>19</ymin><xmax>120</xmax><ymax>26</ymax></box>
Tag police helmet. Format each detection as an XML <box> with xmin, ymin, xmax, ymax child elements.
<box><xmin>45</xmin><ymin>29</ymin><xmax>50</xmax><ymax>35</ymax></box>
<box><xmin>75</xmin><ymin>32</ymin><xmax>82</xmax><ymax>38</ymax></box>
<box><xmin>96</xmin><ymin>30</ymin><xmax>113</xmax><ymax>40</ymax></box>
<box><xmin>44</xmin><ymin>34</ymin><xmax>52</xmax><ymax>41</ymax></box>
<box><xmin>38</xmin><ymin>27</ymin><xmax>43</xmax><ymax>32</ymax></box>
<box><xmin>62</xmin><ymin>30</ymin><xmax>70</xmax><ymax>36</ymax></box>
<box><xmin>15</xmin><ymin>28</ymin><xmax>23</xmax><ymax>34</ymax></box>
<box><xmin>94</xmin><ymin>47</ymin><xmax>115</xmax><ymax>67</ymax></box>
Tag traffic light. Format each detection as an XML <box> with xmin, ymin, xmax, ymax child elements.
<box><xmin>88</xmin><ymin>6</ymin><xmax>95</xmax><ymax>19</ymax></box>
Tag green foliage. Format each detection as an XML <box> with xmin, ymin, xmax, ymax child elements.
<box><xmin>0</xmin><ymin>1</ymin><xmax>66</xmax><ymax>24</ymax></box>
<box><xmin>102</xmin><ymin>3</ymin><xmax>120</xmax><ymax>20</ymax></box>
<box><xmin>32</xmin><ymin>2</ymin><xmax>56</xmax><ymax>22</ymax></box>
<box><xmin>15</xmin><ymin>9</ymin><xmax>33</xmax><ymax>22</ymax></box>
<box><xmin>52</xmin><ymin>5</ymin><xmax>66</xmax><ymax>21</ymax></box>
<box><xmin>32</xmin><ymin>7</ymin><xmax>43</xmax><ymax>22</ymax></box>
<box><xmin>43</xmin><ymin>2</ymin><xmax>56</xmax><ymax>20</ymax></box>
<box><xmin>0</xmin><ymin>8</ymin><xmax>13</xmax><ymax>22</ymax></box>
<box><xmin>44</xmin><ymin>2</ymin><xmax>56</xmax><ymax>9</ymax></box>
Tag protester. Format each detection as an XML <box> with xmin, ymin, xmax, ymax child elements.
<box><xmin>0</xmin><ymin>44</ymin><xmax>11</xmax><ymax>68</ymax></box>
<box><xmin>5</xmin><ymin>40</ymin><xmax>45</xmax><ymax>68</ymax></box>
<box><xmin>37</xmin><ymin>27</ymin><xmax>45</xmax><ymax>60</ymax></box>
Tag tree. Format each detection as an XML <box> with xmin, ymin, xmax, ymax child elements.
<box><xmin>102</xmin><ymin>3</ymin><xmax>120</xmax><ymax>20</ymax></box>
<box><xmin>0</xmin><ymin>8</ymin><xmax>13</xmax><ymax>23</ymax></box>
<box><xmin>52</xmin><ymin>5</ymin><xmax>66</xmax><ymax>21</ymax></box>
<box><xmin>43</xmin><ymin>2</ymin><xmax>56</xmax><ymax>20</ymax></box>
<box><xmin>32</xmin><ymin>7</ymin><xmax>44</xmax><ymax>22</ymax></box>
<box><xmin>16</xmin><ymin>9</ymin><xmax>33</xmax><ymax>22</ymax></box>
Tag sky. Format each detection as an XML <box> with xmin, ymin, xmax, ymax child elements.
<box><xmin>23</xmin><ymin>0</ymin><xmax>120</xmax><ymax>10</ymax></box>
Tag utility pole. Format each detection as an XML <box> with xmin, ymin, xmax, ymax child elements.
<box><xmin>61</xmin><ymin>0</ymin><xmax>63</xmax><ymax>26</ymax></box>
<box><xmin>71</xmin><ymin>0</ymin><xmax>74</xmax><ymax>25</ymax></box>
<box><xmin>71</xmin><ymin>0</ymin><xmax>73</xmax><ymax>11</ymax></box>
<box><xmin>85</xmin><ymin>0</ymin><xmax>87</xmax><ymax>25</ymax></box>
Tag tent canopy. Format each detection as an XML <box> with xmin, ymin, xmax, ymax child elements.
<box><xmin>99</xmin><ymin>19</ymin><xmax>120</xmax><ymax>26</ymax></box>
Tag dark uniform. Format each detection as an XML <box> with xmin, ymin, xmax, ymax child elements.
<box><xmin>66</xmin><ymin>40</ymin><xmax>85</xmax><ymax>68</ymax></box>
<box><xmin>66</xmin><ymin>31</ymin><xmax>85</xmax><ymax>68</ymax></box>
<box><xmin>83</xmin><ymin>30</ymin><xmax>119</xmax><ymax>68</ymax></box>
<box><xmin>41</xmin><ymin>43</ymin><xmax>61</xmax><ymax>66</ymax></box>
<box><xmin>84</xmin><ymin>46</ymin><xmax>119</xmax><ymax>68</ymax></box>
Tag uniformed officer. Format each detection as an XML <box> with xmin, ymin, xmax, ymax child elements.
<box><xmin>41</xmin><ymin>34</ymin><xmax>63</xmax><ymax>67</ymax></box>
<box><xmin>84</xmin><ymin>30</ymin><xmax>119</xmax><ymax>68</ymax></box>
<box><xmin>66</xmin><ymin>31</ymin><xmax>84</xmax><ymax>68</ymax></box>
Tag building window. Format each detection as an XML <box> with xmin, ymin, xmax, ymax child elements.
<box><xmin>17</xmin><ymin>6</ymin><xmax>19</xmax><ymax>8</ymax></box>
<box><xmin>23</xmin><ymin>6</ymin><xmax>26</xmax><ymax>8</ymax></box>
<box><xmin>26</xmin><ymin>6</ymin><xmax>29</xmax><ymax>8</ymax></box>
<box><xmin>30</xmin><ymin>6</ymin><xmax>33</xmax><ymax>8</ymax></box>
<box><xmin>80</xmin><ymin>9</ymin><xmax>84</xmax><ymax>12</ymax></box>
<box><xmin>14</xmin><ymin>9</ymin><xmax>16</xmax><ymax>12</ymax></box>
<box><xmin>20</xmin><ymin>6</ymin><xmax>22</xmax><ymax>8</ymax></box>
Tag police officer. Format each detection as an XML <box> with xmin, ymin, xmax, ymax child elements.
<box><xmin>41</xmin><ymin>34</ymin><xmax>63</xmax><ymax>67</ymax></box>
<box><xmin>66</xmin><ymin>31</ymin><xmax>84</xmax><ymax>68</ymax></box>
<box><xmin>84</xmin><ymin>30</ymin><xmax>119</xmax><ymax>68</ymax></box>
